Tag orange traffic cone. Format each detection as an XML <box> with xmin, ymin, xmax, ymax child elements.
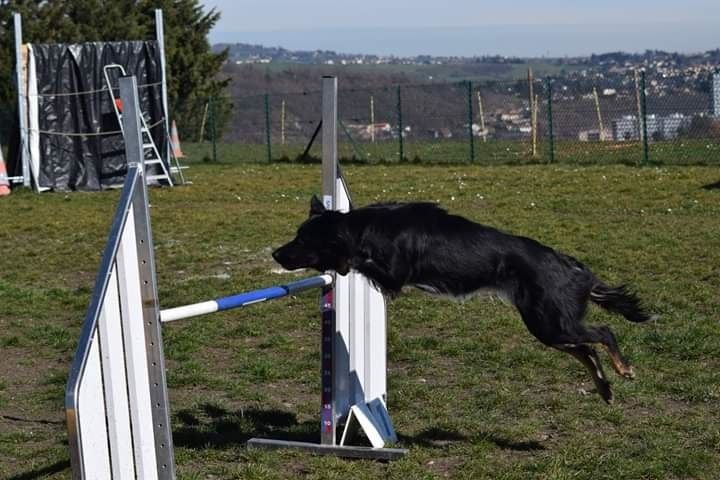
<box><xmin>170</xmin><ymin>120</ymin><xmax>184</xmax><ymax>158</ymax></box>
<box><xmin>0</xmin><ymin>147</ymin><xmax>11</xmax><ymax>196</ymax></box>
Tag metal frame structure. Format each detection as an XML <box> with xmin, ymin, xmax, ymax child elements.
<box><xmin>66</xmin><ymin>76</ymin><xmax>405</xmax><ymax>479</ymax></box>
<box><xmin>12</xmin><ymin>13</ymin><xmax>30</xmax><ymax>187</ymax></box>
<box><xmin>65</xmin><ymin>77</ymin><xmax>174</xmax><ymax>480</ymax></box>
<box><xmin>11</xmin><ymin>9</ymin><xmax>172</xmax><ymax>190</ymax></box>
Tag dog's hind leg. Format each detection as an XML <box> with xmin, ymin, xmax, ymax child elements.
<box><xmin>553</xmin><ymin>343</ymin><xmax>614</xmax><ymax>404</ymax></box>
<box><xmin>570</xmin><ymin>326</ymin><xmax>635</xmax><ymax>380</ymax></box>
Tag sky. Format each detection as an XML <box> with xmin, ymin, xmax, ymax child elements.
<box><xmin>202</xmin><ymin>1</ymin><xmax>719</xmax><ymax>57</ymax></box>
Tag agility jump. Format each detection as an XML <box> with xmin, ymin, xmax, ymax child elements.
<box><xmin>65</xmin><ymin>76</ymin><xmax>405</xmax><ymax>480</ymax></box>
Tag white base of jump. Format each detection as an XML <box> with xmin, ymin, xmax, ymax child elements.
<box><xmin>341</xmin><ymin>398</ymin><xmax>397</xmax><ymax>448</ymax></box>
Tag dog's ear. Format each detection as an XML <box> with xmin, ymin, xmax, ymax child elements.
<box><xmin>309</xmin><ymin>195</ymin><xmax>327</xmax><ymax>217</ymax></box>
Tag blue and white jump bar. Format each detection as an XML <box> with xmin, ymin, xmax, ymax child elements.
<box><xmin>160</xmin><ymin>274</ymin><xmax>333</xmax><ymax>323</ymax></box>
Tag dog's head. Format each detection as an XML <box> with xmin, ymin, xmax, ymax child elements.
<box><xmin>272</xmin><ymin>196</ymin><xmax>352</xmax><ymax>274</ymax></box>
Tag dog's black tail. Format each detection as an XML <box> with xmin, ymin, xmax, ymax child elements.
<box><xmin>590</xmin><ymin>282</ymin><xmax>656</xmax><ymax>323</ymax></box>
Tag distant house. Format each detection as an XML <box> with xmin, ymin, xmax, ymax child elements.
<box><xmin>427</xmin><ymin>127</ymin><xmax>453</xmax><ymax>139</ymax></box>
<box><xmin>579</xmin><ymin>129</ymin><xmax>612</xmax><ymax>141</ymax></box>
<box><xmin>611</xmin><ymin>114</ymin><xmax>691</xmax><ymax>141</ymax></box>
<box><xmin>354</xmin><ymin>123</ymin><xmax>392</xmax><ymax>140</ymax></box>
<box><xmin>612</xmin><ymin>115</ymin><xmax>640</xmax><ymax>141</ymax></box>
<box><xmin>660</xmin><ymin>113</ymin><xmax>691</xmax><ymax>139</ymax></box>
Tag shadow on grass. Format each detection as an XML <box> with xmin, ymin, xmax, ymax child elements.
<box><xmin>398</xmin><ymin>426</ymin><xmax>467</xmax><ymax>448</ymax></box>
<box><xmin>173</xmin><ymin>403</ymin><xmax>318</xmax><ymax>449</ymax></box>
<box><xmin>399</xmin><ymin>426</ymin><xmax>544</xmax><ymax>452</ymax></box>
<box><xmin>483</xmin><ymin>434</ymin><xmax>545</xmax><ymax>452</ymax></box>
<box><xmin>7</xmin><ymin>460</ymin><xmax>70</xmax><ymax>480</ymax></box>
<box><xmin>174</xmin><ymin>404</ymin><xmax>545</xmax><ymax>453</ymax></box>
<box><xmin>0</xmin><ymin>414</ymin><xmax>64</xmax><ymax>425</ymax></box>
<box><xmin>702</xmin><ymin>180</ymin><xmax>720</xmax><ymax>190</ymax></box>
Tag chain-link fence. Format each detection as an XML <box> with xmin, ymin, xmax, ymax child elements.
<box><xmin>138</xmin><ymin>70</ymin><xmax>720</xmax><ymax>165</ymax></box>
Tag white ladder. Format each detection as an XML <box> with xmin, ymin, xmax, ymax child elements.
<box><xmin>103</xmin><ymin>64</ymin><xmax>174</xmax><ymax>186</ymax></box>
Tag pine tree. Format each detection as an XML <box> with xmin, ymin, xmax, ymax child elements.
<box><xmin>137</xmin><ymin>0</ymin><xmax>229</xmax><ymax>141</ymax></box>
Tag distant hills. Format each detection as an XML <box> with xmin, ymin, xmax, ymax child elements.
<box><xmin>214</xmin><ymin>42</ymin><xmax>720</xmax><ymax>73</ymax></box>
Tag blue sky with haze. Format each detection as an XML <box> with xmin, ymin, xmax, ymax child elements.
<box><xmin>202</xmin><ymin>1</ymin><xmax>719</xmax><ymax>57</ymax></box>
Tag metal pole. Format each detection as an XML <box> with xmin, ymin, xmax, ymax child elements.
<box><xmin>370</xmin><ymin>95</ymin><xmax>375</xmax><ymax>143</ymax></box>
<box><xmin>339</xmin><ymin>120</ymin><xmax>364</xmax><ymax>161</ymax></box>
<box><xmin>467</xmin><ymin>81</ymin><xmax>475</xmax><ymax>162</ymax></box>
<box><xmin>396</xmin><ymin>86</ymin><xmax>403</xmax><ymax>162</ymax></box>
<box><xmin>119</xmin><ymin>76</ymin><xmax>176</xmax><ymax>478</ymax></box>
<box><xmin>264</xmin><ymin>93</ymin><xmax>272</xmax><ymax>162</ymax></box>
<box><xmin>528</xmin><ymin>68</ymin><xmax>536</xmax><ymax>157</ymax></box>
<box><xmin>301</xmin><ymin>120</ymin><xmax>322</xmax><ymax>161</ymax></box>
<box><xmin>119</xmin><ymin>77</ymin><xmax>145</xmax><ymax>171</ymax></box>
<box><xmin>281</xmin><ymin>99</ymin><xmax>286</xmax><ymax>145</ymax></box>
<box><xmin>155</xmin><ymin>10</ymin><xmax>171</xmax><ymax>167</ymax></box>
<box><xmin>640</xmin><ymin>70</ymin><xmax>649</xmax><ymax>165</ymax></box>
<box><xmin>322</xmin><ymin>77</ymin><xmax>338</xmax><ymax>209</ymax></box>
<box><xmin>533</xmin><ymin>93</ymin><xmax>539</xmax><ymax>153</ymax></box>
<box><xmin>635</xmin><ymin>69</ymin><xmax>643</xmax><ymax>143</ymax></box>
<box><xmin>546</xmin><ymin>79</ymin><xmax>555</xmax><ymax>163</ymax></box>
<box><xmin>13</xmin><ymin>13</ymin><xmax>30</xmax><ymax>188</ymax></box>
<box><xmin>320</xmin><ymin>76</ymin><xmax>338</xmax><ymax>446</ymax></box>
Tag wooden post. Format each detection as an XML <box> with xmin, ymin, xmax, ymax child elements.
<box><xmin>477</xmin><ymin>91</ymin><xmax>486</xmax><ymax>143</ymax></box>
<box><xmin>593</xmin><ymin>87</ymin><xmax>605</xmax><ymax>141</ymax></box>
<box><xmin>199</xmin><ymin>101</ymin><xmax>209</xmax><ymax>142</ymax></box>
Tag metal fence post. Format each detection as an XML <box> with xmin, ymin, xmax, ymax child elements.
<box><xmin>640</xmin><ymin>70</ymin><xmax>649</xmax><ymax>165</ymax></box>
<box><xmin>546</xmin><ymin>79</ymin><xmax>555</xmax><ymax>163</ymax></box>
<box><xmin>396</xmin><ymin>86</ymin><xmax>404</xmax><ymax>162</ymax></box>
<box><xmin>13</xmin><ymin>13</ymin><xmax>30</xmax><ymax>187</ymax></box>
<box><xmin>264</xmin><ymin>93</ymin><xmax>272</xmax><ymax>162</ymax></box>
<box><xmin>467</xmin><ymin>81</ymin><xmax>475</xmax><ymax>163</ymax></box>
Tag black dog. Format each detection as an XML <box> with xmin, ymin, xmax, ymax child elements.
<box><xmin>273</xmin><ymin>196</ymin><xmax>655</xmax><ymax>403</ymax></box>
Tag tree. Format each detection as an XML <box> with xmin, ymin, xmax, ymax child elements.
<box><xmin>137</xmin><ymin>0</ymin><xmax>229</xmax><ymax>141</ymax></box>
<box><xmin>0</xmin><ymin>0</ymin><xmax>228</xmax><ymax>141</ymax></box>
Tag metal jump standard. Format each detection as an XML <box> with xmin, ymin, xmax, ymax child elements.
<box><xmin>65</xmin><ymin>75</ymin><xmax>406</xmax><ymax>480</ymax></box>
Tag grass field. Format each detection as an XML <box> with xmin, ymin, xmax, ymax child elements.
<box><xmin>185</xmin><ymin>138</ymin><xmax>720</xmax><ymax>166</ymax></box>
<box><xmin>1</xmin><ymin>158</ymin><xmax>719</xmax><ymax>479</ymax></box>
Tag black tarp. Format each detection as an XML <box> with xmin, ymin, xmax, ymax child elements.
<box><xmin>32</xmin><ymin>41</ymin><xmax>167</xmax><ymax>191</ymax></box>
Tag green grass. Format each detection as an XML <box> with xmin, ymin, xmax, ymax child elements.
<box><xmin>183</xmin><ymin>137</ymin><xmax>720</xmax><ymax>166</ymax></box>
<box><xmin>1</xmin><ymin>157</ymin><xmax>719</xmax><ymax>479</ymax></box>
